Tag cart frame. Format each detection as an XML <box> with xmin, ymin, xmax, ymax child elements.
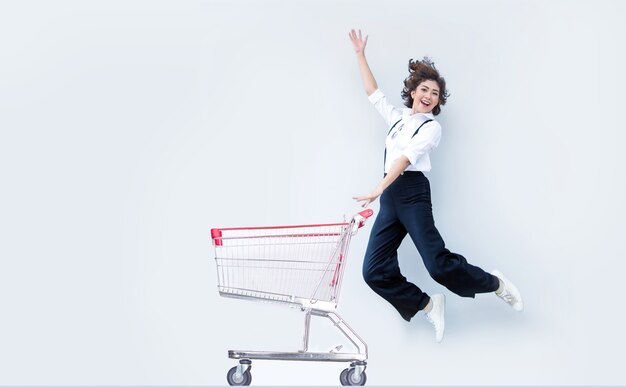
<box><xmin>211</xmin><ymin>209</ymin><xmax>373</xmax><ymax>386</ymax></box>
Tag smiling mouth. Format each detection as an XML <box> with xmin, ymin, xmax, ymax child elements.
<box><xmin>420</xmin><ymin>100</ymin><xmax>431</xmax><ymax>107</ymax></box>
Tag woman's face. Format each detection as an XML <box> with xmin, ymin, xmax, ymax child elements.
<box><xmin>411</xmin><ymin>80</ymin><xmax>440</xmax><ymax>114</ymax></box>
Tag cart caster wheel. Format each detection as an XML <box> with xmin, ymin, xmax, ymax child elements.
<box><xmin>226</xmin><ymin>366</ymin><xmax>252</xmax><ymax>386</ymax></box>
<box><xmin>340</xmin><ymin>368</ymin><xmax>350</xmax><ymax>385</ymax></box>
<box><xmin>341</xmin><ymin>367</ymin><xmax>366</xmax><ymax>386</ymax></box>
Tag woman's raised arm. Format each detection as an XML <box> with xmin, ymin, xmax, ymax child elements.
<box><xmin>348</xmin><ymin>29</ymin><xmax>378</xmax><ymax>96</ymax></box>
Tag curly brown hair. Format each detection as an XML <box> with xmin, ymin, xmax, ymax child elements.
<box><xmin>401</xmin><ymin>57</ymin><xmax>449</xmax><ymax>116</ymax></box>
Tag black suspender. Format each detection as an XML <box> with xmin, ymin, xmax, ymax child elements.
<box><xmin>383</xmin><ymin>118</ymin><xmax>433</xmax><ymax>172</ymax></box>
<box><xmin>411</xmin><ymin>119</ymin><xmax>433</xmax><ymax>138</ymax></box>
<box><xmin>387</xmin><ymin>118</ymin><xmax>403</xmax><ymax>136</ymax></box>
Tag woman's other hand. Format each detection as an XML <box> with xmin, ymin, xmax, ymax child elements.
<box><xmin>353</xmin><ymin>187</ymin><xmax>383</xmax><ymax>208</ymax></box>
<box><xmin>348</xmin><ymin>29</ymin><xmax>368</xmax><ymax>54</ymax></box>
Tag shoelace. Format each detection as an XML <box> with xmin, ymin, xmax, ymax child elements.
<box><xmin>426</xmin><ymin>312</ymin><xmax>443</xmax><ymax>341</ymax></box>
<box><xmin>500</xmin><ymin>289</ymin><xmax>516</xmax><ymax>304</ymax></box>
<box><xmin>426</xmin><ymin>311</ymin><xmax>441</xmax><ymax>330</ymax></box>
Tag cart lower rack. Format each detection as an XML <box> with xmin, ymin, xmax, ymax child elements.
<box><xmin>211</xmin><ymin>209</ymin><xmax>373</xmax><ymax>386</ymax></box>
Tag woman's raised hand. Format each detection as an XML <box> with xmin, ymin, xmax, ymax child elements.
<box><xmin>348</xmin><ymin>29</ymin><xmax>368</xmax><ymax>54</ymax></box>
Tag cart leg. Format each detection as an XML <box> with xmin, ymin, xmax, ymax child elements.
<box><xmin>313</xmin><ymin>310</ymin><xmax>368</xmax><ymax>357</ymax></box>
<box><xmin>300</xmin><ymin>308</ymin><xmax>312</xmax><ymax>352</ymax></box>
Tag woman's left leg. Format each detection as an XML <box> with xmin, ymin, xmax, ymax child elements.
<box><xmin>396</xmin><ymin>174</ymin><xmax>499</xmax><ymax>297</ymax></box>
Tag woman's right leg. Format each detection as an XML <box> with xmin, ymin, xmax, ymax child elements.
<box><xmin>362</xmin><ymin>191</ymin><xmax>431</xmax><ymax>321</ymax></box>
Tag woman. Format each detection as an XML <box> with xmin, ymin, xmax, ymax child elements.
<box><xmin>349</xmin><ymin>29</ymin><xmax>523</xmax><ymax>343</ymax></box>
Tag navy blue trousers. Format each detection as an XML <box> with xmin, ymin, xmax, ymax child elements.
<box><xmin>362</xmin><ymin>171</ymin><xmax>499</xmax><ymax>321</ymax></box>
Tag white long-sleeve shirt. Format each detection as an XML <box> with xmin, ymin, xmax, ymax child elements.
<box><xmin>368</xmin><ymin>89</ymin><xmax>442</xmax><ymax>173</ymax></box>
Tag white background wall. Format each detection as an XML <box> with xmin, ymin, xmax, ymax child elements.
<box><xmin>1</xmin><ymin>0</ymin><xmax>625</xmax><ymax>385</ymax></box>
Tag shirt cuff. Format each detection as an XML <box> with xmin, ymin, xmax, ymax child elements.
<box><xmin>367</xmin><ymin>89</ymin><xmax>384</xmax><ymax>104</ymax></box>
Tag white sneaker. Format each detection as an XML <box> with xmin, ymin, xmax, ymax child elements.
<box><xmin>425</xmin><ymin>294</ymin><xmax>445</xmax><ymax>343</ymax></box>
<box><xmin>491</xmin><ymin>270</ymin><xmax>523</xmax><ymax>312</ymax></box>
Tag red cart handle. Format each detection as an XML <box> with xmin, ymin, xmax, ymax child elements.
<box><xmin>355</xmin><ymin>208</ymin><xmax>374</xmax><ymax>229</ymax></box>
<box><xmin>358</xmin><ymin>209</ymin><xmax>373</xmax><ymax>219</ymax></box>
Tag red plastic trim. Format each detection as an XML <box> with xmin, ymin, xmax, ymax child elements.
<box><xmin>216</xmin><ymin>232</ymin><xmax>343</xmax><ymax>242</ymax></box>
<box><xmin>210</xmin><ymin>228</ymin><xmax>223</xmax><ymax>246</ymax></box>
<box><xmin>359</xmin><ymin>209</ymin><xmax>374</xmax><ymax>219</ymax></box>
<box><xmin>214</xmin><ymin>222</ymin><xmax>349</xmax><ymax>232</ymax></box>
<box><xmin>330</xmin><ymin>253</ymin><xmax>344</xmax><ymax>287</ymax></box>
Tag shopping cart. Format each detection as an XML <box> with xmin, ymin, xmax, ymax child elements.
<box><xmin>210</xmin><ymin>209</ymin><xmax>374</xmax><ymax>386</ymax></box>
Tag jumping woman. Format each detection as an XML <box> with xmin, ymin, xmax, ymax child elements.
<box><xmin>349</xmin><ymin>29</ymin><xmax>523</xmax><ymax>342</ymax></box>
